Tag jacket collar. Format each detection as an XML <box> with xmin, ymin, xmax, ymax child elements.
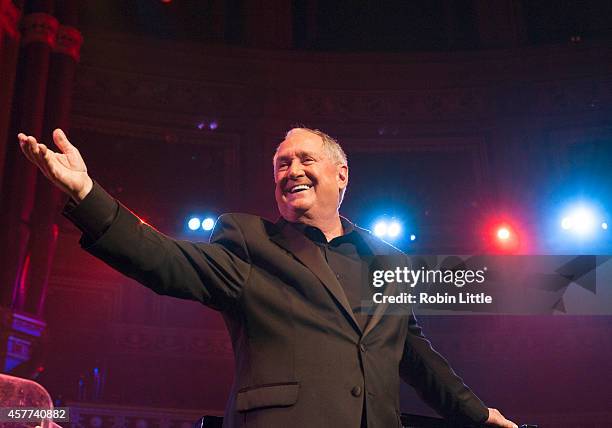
<box><xmin>270</xmin><ymin>217</ymin><xmax>362</xmax><ymax>334</ymax></box>
<box><xmin>269</xmin><ymin>216</ymin><xmax>401</xmax><ymax>337</ymax></box>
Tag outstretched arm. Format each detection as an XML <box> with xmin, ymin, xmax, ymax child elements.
<box><xmin>18</xmin><ymin>130</ymin><xmax>251</xmax><ymax>311</ymax></box>
<box><xmin>400</xmin><ymin>313</ymin><xmax>517</xmax><ymax>427</ymax></box>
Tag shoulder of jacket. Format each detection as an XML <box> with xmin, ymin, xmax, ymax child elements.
<box><xmin>216</xmin><ymin>213</ymin><xmax>273</xmax><ymax>231</ymax></box>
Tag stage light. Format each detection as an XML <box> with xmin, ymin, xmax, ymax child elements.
<box><xmin>603</xmin><ymin>222</ymin><xmax>608</xmax><ymax>230</ymax></box>
<box><xmin>372</xmin><ymin>218</ymin><xmax>407</xmax><ymax>242</ymax></box>
<box><xmin>187</xmin><ymin>217</ymin><xmax>201</xmax><ymax>231</ymax></box>
<box><xmin>560</xmin><ymin>205</ymin><xmax>597</xmax><ymax>236</ymax></box>
<box><xmin>561</xmin><ymin>217</ymin><xmax>572</xmax><ymax>230</ymax></box>
<box><xmin>485</xmin><ymin>220</ymin><xmax>521</xmax><ymax>253</ymax></box>
<box><xmin>209</xmin><ymin>121</ymin><xmax>218</xmax><ymax>130</ymax></box>
<box><xmin>373</xmin><ymin>221</ymin><xmax>388</xmax><ymax>237</ymax></box>
<box><xmin>202</xmin><ymin>217</ymin><xmax>215</xmax><ymax>231</ymax></box>
<box><xmin>387</xmin><ymin>221</ymin><xmax>401</xmax><ymax>238</ymax></box>
<box><xmin>573</xmin><ymin>208</ymin><xmax>595</xmax><ymax>234</ymax></box>
<box><xmin>410</xmin><ymin>234</ymin><xmax>416</xmax><ymax>241</ymax></box>
<box><xmin>497</xmin><ymin>227</ymin><xmax>510</xmax><ymax>240</ymax></box>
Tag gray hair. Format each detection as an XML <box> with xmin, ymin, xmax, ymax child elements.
<box><xmin>274</xmin><ymin>127</ymin><xmax>349</xmax><ymax>204</ymax></box>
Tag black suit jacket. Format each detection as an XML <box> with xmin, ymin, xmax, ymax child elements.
<box><xmin>65</xmin><ymin>185</ymin><xmax>488</xmax><ymax>428</ymax></box>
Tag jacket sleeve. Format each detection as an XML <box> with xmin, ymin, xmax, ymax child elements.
<box><xmin>399</xmin><ymin>312</ymin><xmax>489</xmax><ymax>426</ymax></box>
<box><xmin>63</xmin><ymin>181</ymin><xmax>251</xmax><ymax>311</ymax></box>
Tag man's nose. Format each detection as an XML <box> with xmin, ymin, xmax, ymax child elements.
<box><xmin>287</xmin><ymin>161</ymin><xmax>305</xmax><ymax>178</ymax></box>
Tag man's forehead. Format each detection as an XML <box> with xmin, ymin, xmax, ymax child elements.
<box><xmin>278</xmin><ymin>131</ymin><xmax>323</xmax><ymax>153</ymax></box>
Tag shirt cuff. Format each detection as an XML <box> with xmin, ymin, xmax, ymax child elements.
<box><xmin>62</xmin><ymin>180</ymin><xmax>119</xmax><ymax>241</ymax></box>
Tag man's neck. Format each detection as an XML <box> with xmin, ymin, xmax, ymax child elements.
<box><xmin>294</xmin><ymin>213</ymin><xmax>344</xmax><ymax>242</ymax></box>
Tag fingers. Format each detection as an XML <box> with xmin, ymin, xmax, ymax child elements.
<box><xmin>18</xmin><ymin>133</ymin><xmax>39</xmax><ymax>165</ymax></box>
<box><xmin>17</xmin><ymin>133</ymin><xmax>55</xmax><ymax>176</ymax></box>
<box><xmin>36</xmin><ymin>143</ymin><xmax>53</xmax><ymax>176</ymax></box>
<box><xmin>52</xmin><ymin>128</ymin><xmax>75</xmax><ymax>154</ymax></box>
<box><xmin>486</xmin><ymin>408</ymin><xmax>517</xmax><ymax>428</ymax></box>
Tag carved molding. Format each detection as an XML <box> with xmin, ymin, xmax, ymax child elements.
<box><xmin>66</xmin><ymin>401</ymin><xmax>216</xmax><ymax>428</ymax></box>
<box><xmin>21</xmin><ymin>12</ymin><xmax>58</xmax><ymax>47</ymax></box>
<box><xmin>55</xmin><ymin>25</ymin><xmax>84</xmax><ymax>61</ymax></box>
<box><xmin>293</xmin><ymin>77</ymin><xmax>612</xmax><ymax>122</ymax></box>
<box><xmin>73</xmin><ymin>59</ymin><xmax>612</xmax><ymax>125</ymax></box>
<box><xmin>73</xmin><ymin>66</ymin><xmax>249</xmax><ymax>116</ymax></box>
<box><xmin>109</xmin><ymin>323</ymin><xmax>232</xmax><ymax>358</ymax></box>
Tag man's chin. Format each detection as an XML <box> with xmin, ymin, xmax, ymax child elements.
<box><xmin>279</xmin><ymin>201</ymin><xmax>312</xmax><ymax>220</ymax></box>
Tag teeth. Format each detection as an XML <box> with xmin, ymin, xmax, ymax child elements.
<box><xmin>290</xmin><ymin>184</ymin><xmax>311</xmax><ymax>193</ymax></box>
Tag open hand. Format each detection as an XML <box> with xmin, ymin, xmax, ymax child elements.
<box><xmin>18</xmin><ymin>129</ymin><xmax>93</xmax><ymax>202</ymax></box>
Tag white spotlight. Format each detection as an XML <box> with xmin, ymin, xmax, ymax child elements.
<box><xmin>561</xmin><ymin>217</ymin><xmax>573</xmax><ymax>230</ymax></box>
<box><xmin>572</xmin><ymin>207</ymin><xmax>595</xmax><ymax>234</ymax></box>
<box><xmin>202</xmin><ymin>217</ymin><xmax>215</xmax><ymax>231</ymax></box>
<box><xmin>410</xmin><ymin>234</ymin><xmax>416</xmax><ymax>241</ymax></box>
<box><xmin>602</xmin><ymin>222</ymin><xmax>608</xmax><ymax>230</ymax></box>
<box><xmin>561</xmin><ymin>205</ymin><xmax>600</xmax><ymax>237</ymax></box>
<box><xmin>497</xmin><ymin>227</ymin><xmax>511</xmax><ymax>240</ymax></box>
<box><xmin>373</xmin><ymin>221</ymin><xmax>388</xmax><ymax>237</ymax></box>
<box><xmin>387</xmin><ymin>221</ymin><xmax>401</xmax><ymax>238</ymax></box>
<box><xmin>188</xmin><ymin>217</ymin><xmax>201</xmax><ymax>231</ymax></box>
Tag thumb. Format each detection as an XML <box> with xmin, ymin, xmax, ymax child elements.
<box><xmin>52</xmin><ymin>128</ymin><xmax>75</xmax><ymax>154</ymax></box>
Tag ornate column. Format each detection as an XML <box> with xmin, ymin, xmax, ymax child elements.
<box><xmin>23</xmin><ymin>0</ymin><xmax>82</xmax><ymax>316</ymax></box>
<box><xmin>0</xmin><ymin>0</ymin><xmax>56</xmax><ymax>372</ymax></box>
<box><xmin>0</xmin><ymin>0</ymin><xmax>22</xmax><ymax>190</ymax></box>
<box><xmin>0</xmin><ymin>0</ymin><xmax>56</xmax><ymax>308</ymax></box>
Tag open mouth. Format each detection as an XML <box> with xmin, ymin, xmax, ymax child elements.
<box><xmin>287</xmin><ymin>184</ymin><xmax>312</xmax><ymax>194</ymax></box>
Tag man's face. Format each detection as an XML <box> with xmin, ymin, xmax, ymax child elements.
<box><xmin>274</xmin><ymin>130</ymin><xmax>348</xmax><ymax>222</ymax></box>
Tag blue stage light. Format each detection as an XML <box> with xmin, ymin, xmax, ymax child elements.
<box><xmin>603</xmin><ymin>222</ymin><xmax>608</xmax><ymax>230</ymax></box>
<box><xmin>373</xmin><ymin>221</ymin><xmax>388</xmax><ymax>237</ymax></box>
<box><xmin>372</xmin><ymin>218</ymin><xmax>407</xmax><ymax>241</ymax></box>
<box><xmin>560</xmin><ymin>205</ymin><xmax>598</xmax><ymax>236</ymax></box>
<box><xmin>188</xmin><ymin>217</ymin><xmax>201</xmax><ymax>231</ymax></box>
<box><xmin>387</xmin><ymin>221</ymin><xmax>401</xmax><ymax>238</ymax></box>
<box><xmin>202</xmin><ymin>217</ymin><xmax>215</xmax><ymax>231</ymax></box>
<box><xmin>410</xmin><ymin>234</ymin><xmax>416</xmax><ymax>241</ymax></box>
<box><xmin>561</xmin><ymin>216</ymin><xmax>572</xmax><ymax>230</ymax></box>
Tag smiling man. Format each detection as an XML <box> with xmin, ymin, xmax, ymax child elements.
<box><xmin>18</xmin><ymin>128</ymin><xmax>516</xmax><ymax>428</ymax></box>
<box><xmin>274</xmin><ymin>128</ymin><xmax>348</xmax><ymax>241</ymax></box>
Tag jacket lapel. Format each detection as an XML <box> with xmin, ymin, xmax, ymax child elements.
<box><xmin>355</xmin><ymin>229</ymin><xmax>406</xmax><ymax>339</ymax></box>
<box><xmin>269</xmin><ymin>219</ymin><xmax>362</xmax><ymax>334</ymax></box>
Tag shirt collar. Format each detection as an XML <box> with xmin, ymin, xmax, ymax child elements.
<box><xmin>289</xmin><ymin>216</ymin><xmax>356</xmax><ymax>245</ymax></box>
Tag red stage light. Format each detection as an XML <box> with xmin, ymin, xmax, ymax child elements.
<box><xmin>482</xmin><ymin>220</ymin><xmax>523</xmax><ymax>253</ymax></box>
<box><xmin>497</xmin><ymin>227</ymin><xmax>511</xmax><ymax>240</ymax></box>
<box><xmin>494</xmin><ymin>223</ymin><xmax>519</xmax><ymax>252</ymax></box>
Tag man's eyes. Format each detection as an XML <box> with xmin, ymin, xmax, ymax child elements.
<box><xmin>277</xmin><ymin>158</ymin><xmax>315</xmax><ymax>169</ymax></box>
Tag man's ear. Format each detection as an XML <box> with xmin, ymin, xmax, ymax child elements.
<box><xmin>338</xmin><ymin>164</ymin><xmax>348</xmax><ymax>190</ymax></box>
